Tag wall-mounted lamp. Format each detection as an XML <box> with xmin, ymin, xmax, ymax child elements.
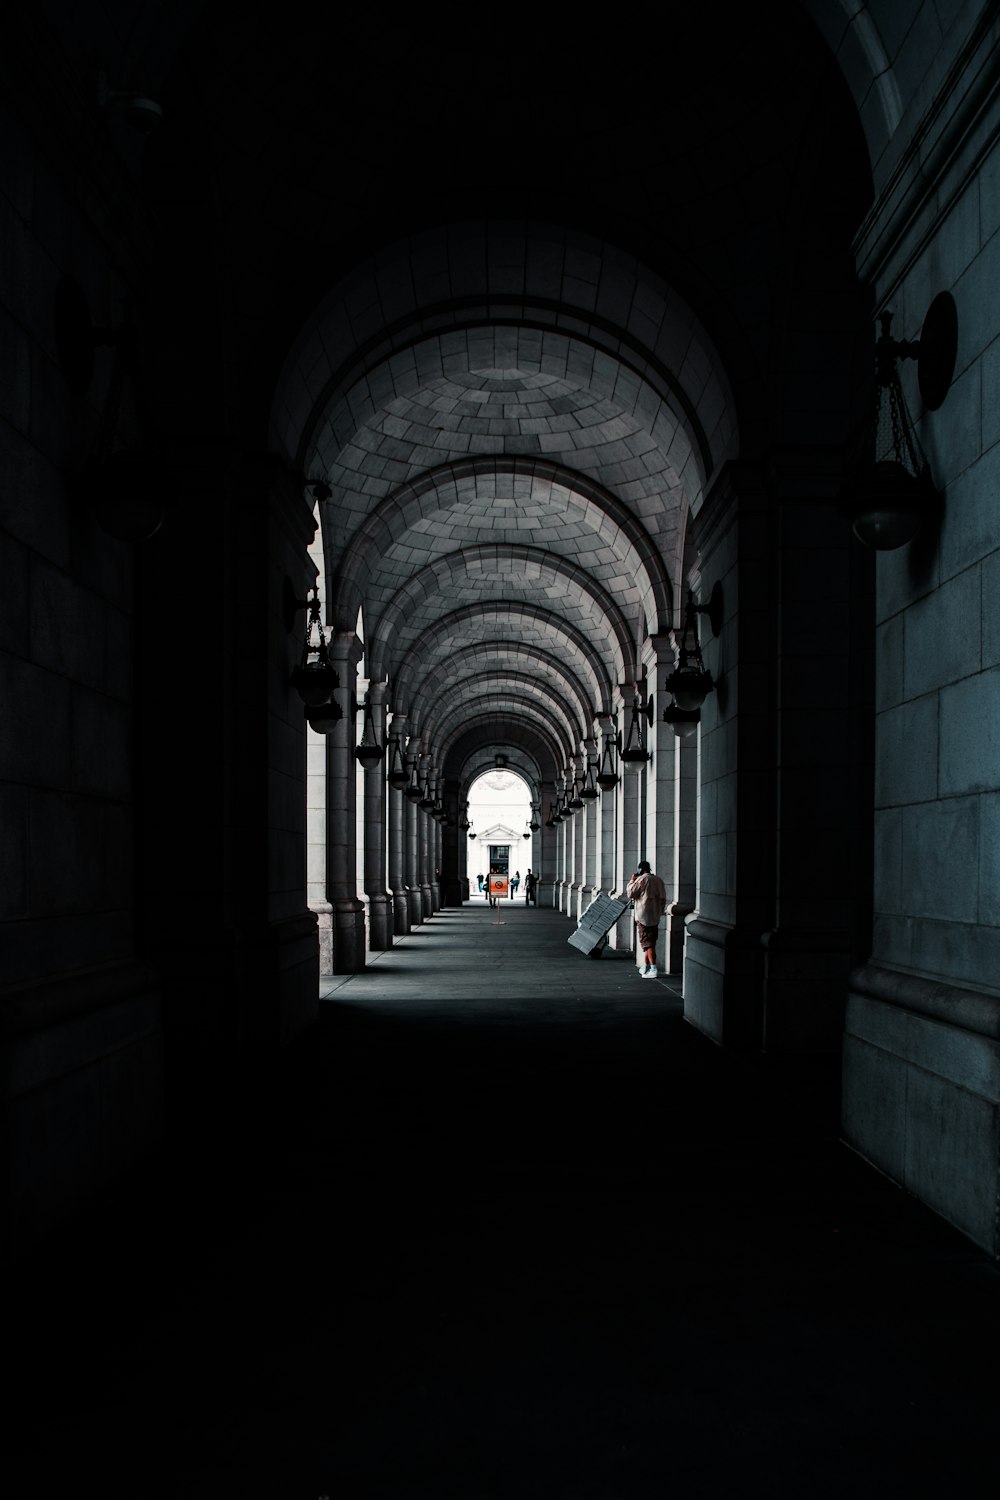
<box><xmin>459</xmin><ymin>801</ymin><xmax>471</xmax><ymax>830</ymax></box>
<box><xmin>596</xmin><ymin>722</ymin><xmax>619</xmax><ymax>790</ymax></box>
<box><xmin>468</xmin><ymin>824</ymin><xmax>477</xmax><ymax>842</ymax></box>
<box><xmin>842</xmin><ymin>295</ymin><xmax>956</xmax><ymax>550</ymax></box>
<box><xmin>663</xmin><ymin>584</ymin><xmax>720</xmax><ymax>736</ymax></box>
<box><xmin>355</xmin><ymin>696</ymin><xmax>385</xmax><ymax>769</ymax></box>
<box><xmin>620</xmin><ymin>691</ymin><xmax>652</xmax><ymax>767</ymax></box>
<box><xmin>291</xmin><ymin>586</ymin><xmax>341</xmax><ymax>707</ymax></box>
<box><xmin>404</xmin><ymin>756</ymin><xmax>423</xmax><ymax>804</ymax></box>
<box><xmin>580</xmin><ymin>756</ymin><xmax>599</xmax><ymax>802</ymax></box>
<box><xmin>523</xmin><ymin>820</ymin><xmax>532</xmax><ymax>841</ymax></box>
<box><xmin>529</xmin><ymin>805</ymin><xmax>541</xmax><ymax>832</ymax></box>
<box><xmin>386</xmin><ymin>734</ymin><xmax>409</xmax><ymax>790</ymax></box>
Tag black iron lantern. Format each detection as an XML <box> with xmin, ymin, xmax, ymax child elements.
<box><xmin>567</xmin><ymin>778</ymin><xmax>584</xmax><ymax>812</ymax></box>
<box><xmin>662</xmin><ymin>705</ymin><xmax>701</xmax><ymax>738</ymax></box>
<box><xmin>665</xmin><ymin>588</ymin><xmax>717</xmax><ymax>712</ymax></box>
<box><xmin>580</xmin><ymin>757</ymin><xmax>599</xmax><ymax>801</ymax></box>
<box><xmin>404</xmin><ymin>756</ymin><xmax>423</xmax><ymax>803</ymax></box>
<box><xmin>386</xmin><ymin>733</ymin><xmax>409</xmax><ymax>790</ymax></box>
<box><xmin>620</xmin><ymin>692</ymin><xmax>651</xmax><ymax>767</ymax></box>
<box><xmin>841</xmin><ymin>297</ymin><xmax>955</xmax><ymax>550</ymax></box>
<box><xmin>304</xmin><ymin>699</ymin><xmax>343</xmax><ymax>734</ymax></box>
<box><xmin>596</xmin><ymin>726</ymin><xmax>619</xmax><ymax>791</ymax></box>
<box><xmin>355</xmin><ymin>696</ymin><xmax>384</xmax><ymax>769</ymax></box>
<box><xmin>291</xmin><ymin>587</ymin><xmax>340</xmax><ymax>706</ymax></box>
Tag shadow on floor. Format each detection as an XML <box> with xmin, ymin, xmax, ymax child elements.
<box><xmin>7</xmin><ymin>929</ymin><xmax>1000</xmax><ymax>1498</ymax></box>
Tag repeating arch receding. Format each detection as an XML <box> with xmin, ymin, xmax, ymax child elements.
<box><xmin>329</xmin><ymin>454</ymin><xmax>675</xmax><ymax>636</ymax></box>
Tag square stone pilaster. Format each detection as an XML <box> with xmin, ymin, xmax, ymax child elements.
<box><xmin>683</xmin><ymin>462</ymin><xmax>775</xmax><ymax>1049</ymax></box>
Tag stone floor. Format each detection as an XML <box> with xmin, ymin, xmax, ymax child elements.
<box><xmin>8</xmin><ymin>902</ymin><xmax>1000</xmax><ymax>1498</ymax></box>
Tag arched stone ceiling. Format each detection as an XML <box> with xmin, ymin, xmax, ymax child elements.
<box><xmin>245</xmin><ymin>4</ymin><xmax>871</xmax><ymax>786</ymax></box>
<box><xmin>409</xmin><ymin>643</ymin><xmax>597</xmax><ymax>748</ymax></box>
<box><xmin>271</xmin><ymin>225</ymin><xmax>723</xmax><ymax>779</ymax></box>
<box><xmin>371</xmin><ymin>543</ymin><xmax>633</xmax><ymax>683</ymax></box>
<box><xmin>425</xmin><ymin>674</ymin><xmax>580</xmax><ymax>764</ymax></box>
<box><xmin>387</xmin><ymin>606</ymin><xmax>614</xmax><ymax>724</ymax></box>
<box><xmin>434</xmin><ymin>695</ymin><xmax>572</xmax><ymax>769</ymax></box>
<box><xmin>332</xmin><ymin>456</ymin><xmax>674</xmax><ymax>640</ymax></box>
<box><xmin>271</xmin><ymin>226</ymin><xmax>736</xmax><ymax>495</ymax></box>
<box><xmin>31</xmin><ymin>5</ymin><xmax>877</xmax><ymax>799</ymax></box>
<box><xmin>446</xmin><ymin>716</ymin><xmax>558</xmax><ymax>790</ymax></box>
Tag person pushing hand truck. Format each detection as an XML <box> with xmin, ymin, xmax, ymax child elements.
<box><xmin>626</xmin><ymin>859</ymin><xmax>667</xmax><ymax>978</ymax></box>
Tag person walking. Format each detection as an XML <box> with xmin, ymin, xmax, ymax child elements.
<box><xmin>477</xmin><ymin>872</ymin><xmax>484</xmax><ymax>894</ymax></box>
<box><xmin>626</xmin><ymin>859</ymin><xmax>668</xmax><ymax>977</ymax></box>
<box><xmin>510</xmin><ymin>870</ymin><xmax>520</xmax><ymax>898</ymax></box>
<box><xmin>523</xmin><ymin>870</ymin><xmax>537</xmax><ymax>907</ymax></box>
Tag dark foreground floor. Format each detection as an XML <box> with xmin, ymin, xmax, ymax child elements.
<box><xmin>8</xmin><ymin>903</ymin><xmax>1000</xmax><ymax>1498</ymax></box>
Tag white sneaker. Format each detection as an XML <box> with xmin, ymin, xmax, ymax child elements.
<box><xmin>647</xmin><ymin>965</ymin><xmax>658</xmax><ymax>978</ymax></box>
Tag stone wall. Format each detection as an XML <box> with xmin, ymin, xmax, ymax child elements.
<box><xmin>842</xmin><ymin>3</ymin><xmax>1000</xmax><ymax>1256</ymax></box>
<box><xmin>0</xmin><ymin>38</ymin><xmax>163</xmax><ymax>1255</ymax></box>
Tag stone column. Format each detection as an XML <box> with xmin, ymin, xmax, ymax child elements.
<box><xmin>614</xmin><ymin>689</ymin><xmax>643</xmax><ymax>951</ymax></box>
<box><xmin>760</xmin><ymin>460</ymin><xmax>855</xmax><ymax>1052</ymax></box>
<box><xmin>558</xmin><ymin>776</ymin><xmax>569</xmax><ymax>913</ymax></box>
<box><xmin>307</xmin><ymin>720</ymin><xmax>333</xmax><ymax>974</ymax></box>
<box><xmin>327</xmin><ymin>631</ymin><xmax>366</xmax><ymax>973</ymax></box>
<box><xmin>443</xmin><ymin>780</ymin><xmax>465</xmax><ymax>904</ymax></box>
<box><xmin>404</xmin><ymin>745</ymin><xmax>423</xmax><ymax>926</ymax></box>
<box><xmin>596</xmin><ymin>716</ymin><xmax>618</xmax><ymax>904</ymax></box>
<box><xmin>429</xmin><ymin>766</ymin><xmax>442</xmax><ymax>912</ymax></box>
<box><xmin>362</xmin><ymin>679</ymin><xmax>392</xmax><ymax>949</ymax></box>
<box><xmin>538</xmin><ymin>787</ymin><xmax>557</xmax><ymax>908</ymax></box>
<box><xmin>387</xmin><ymin>714</ymin><xmax>410</xmax><ymax>936</ymax></box>
<box><xmin>418</xmin><ymin>754</ymin><xmax>434</xmax><ymax>918</ymax></box>
<box><xmin>683</xmin><ymin>466</ymin><xmax>775</xmax><ymax>1049</ymax></box>
<box><xmin>645</xmin><ymin>634</ymin><xmax>679</xmax><ymax>969</ymax></box>
<box><xmin>568</xmin><ymin>754</ymin><xmax>586</xmax><ymax>918</ymax></box>
<box><xmin>580</xmin><ymin>740</ymin><xmax>598</xmax><ymax>912</ymax></box>
<box><xmin>668</xmin><ymin>729</ymin><xmax>698</xmax><ymax>975</ymax></box>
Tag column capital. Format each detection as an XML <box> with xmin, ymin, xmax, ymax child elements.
<box><xmin>644</xmin><ymin>632</ymin><xmax>676</xmax><ymax>669</ymax></box>
<box><xmin>327</xmin><ymin>631</ymin><xmax>365</xmax><ymax>674</ymax></box>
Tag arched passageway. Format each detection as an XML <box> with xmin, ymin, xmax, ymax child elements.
<box><xmin>7</xmin><ymin>0</ymin><xmax>1000</xmax><ymax>1489</ymax></box>
<box><xmin>6</xmin><ymin>0</ymin><xmax>1000</xmax><ymax>1342</ymax></box>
